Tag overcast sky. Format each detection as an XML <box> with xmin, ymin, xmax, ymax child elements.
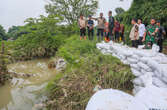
<box><xmin>0</xmin><ymin>0</ymin><xmax>133</xmax><ymax>31</ymax></box>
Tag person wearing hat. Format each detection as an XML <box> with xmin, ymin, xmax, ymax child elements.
<box><xmin>156</xmin><ymin>20</ymin><xmax>166</xmax><ymax>52</ymax></box>
<box><xmin>87</xmin><ymin>15</ymin><xmax>94</xmax><ymax>40</ymax></box>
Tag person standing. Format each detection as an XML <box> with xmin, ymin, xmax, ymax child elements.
<box><xmin>156</xmin><ymin>20</ymin><xmax>166</xmax><ymax>52</ymax></box>
<box><xmin>143</xmin><ymin>18</ymin><xmax>159</xmax><ymax>49</ymax></box>
<box><xmin>94</xmin><ymin>13</ymin><xmax>106</xmax><ymax>42</ymax></box>
<box><xmin>104</xmin><ymin>22</ymin><xmax>110</xmax><ymax>42</ymax></box>
<box><xmin>129</xmin><ymin>18</ymin><xmax>139</xmax><ymax>48</ymax></box>
<box><xmin>120</xmin><ymin>24</ymin><xmax>125</xmax><ymax>43</ymax></box>
<box><xmin>114</xmin><ymin>19</ymin><xmax>121</xmax><ymax>42</ymax></box>
<box><xmin>138</xmin><ymin>19</ymin><xmax>146</xmax><ymax>45</ymax></box>
<box><xmin>108</xmin><ymin>11</ymin><xmax>115</xmax><ymax>41</ymax></box>
<box><xmin>78</xmin><ymin>14</ymin><xmax>87</xmax><ymax>40</ymax></box>
<box><xmin>87</xmin><ymin>15</ymin><xmax>94</xmax><ymax>40</ymax></box>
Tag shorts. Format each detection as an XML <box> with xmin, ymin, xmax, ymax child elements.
<box><xmin>80</xmin><ymin>28</ymin><xmax>86</xmax><ymax>37</ymax></box>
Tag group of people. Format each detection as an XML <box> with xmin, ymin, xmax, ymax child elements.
<box><xmin>78</xmin><ymin>11</ymin><xmax>125</xmax><ymax>42</ymax></box>
<box><xmin>130</xmin><ymin>18</ymin><xmax>166</xmax><ymax>52</ymax></box>
<box><xmin>78</xmin><ymin>11</ymin><xmax>166</xmax><ymax>53</ymax></box>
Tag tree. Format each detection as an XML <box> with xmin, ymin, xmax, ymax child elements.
<box><xmin>115</xmin><ymin>7</ymin><xmax>125</xmax><ymax>15</ymax></box>
<box><xmin>7</xmin><ymin>26</ymin><xmax>20</xmax><ymax>40</ymax></box>
<box><xmin>0</xmin><ymin>25</ymin><xmax>7</xmax><ymax>40</ymax></box>
<box><xmin>45</xmin><ymin>0</ymin><xmax>98</xmax><ymax>24</ymax></box>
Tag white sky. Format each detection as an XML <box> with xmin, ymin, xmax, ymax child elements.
<box><xmin>0</xmin><ymin>0</ymin><xmax>133</xmax><ymax>31</ymax></box>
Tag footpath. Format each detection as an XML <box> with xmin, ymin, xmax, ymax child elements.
<box><xmin>86</xmin><ymin>41</ymin><xmax>167</xmax><ymax>110</ymax></box>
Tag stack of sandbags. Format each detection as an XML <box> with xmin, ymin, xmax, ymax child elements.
<box><xmin>86</xmin><ymin>86</ymin><xmax>167</xmax><ymax>110</ymax></box>
<box><xmin>96</xmin><ymin>42</ymin><xmax>167</xmax><ymax>94</ymax></box>
<box><xmin>86</xmin><ymin>89</ymin><xmax>148</xmax><ymax>110</ymax></box>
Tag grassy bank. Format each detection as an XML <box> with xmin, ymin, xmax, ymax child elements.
<box><xmin>46</xmin><ymin>35</ymin><xmax>135</xmax><ymax>110</ymax></box>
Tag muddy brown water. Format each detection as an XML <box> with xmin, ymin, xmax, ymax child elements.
<box><xmin>0</xmin><ymin>59</ymin><xmax>57</xmax><ymax>110</ymax></box>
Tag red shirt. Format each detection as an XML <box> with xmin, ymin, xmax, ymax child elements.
<box><xmin>120</xmin><ymin>25</ymin><xmax>125</xmax><ymax>34</ymax></box>
<box><xmin>114</xmin><ymin>22</ymin><xmax>120</xmax><ymax>32</ymax></box>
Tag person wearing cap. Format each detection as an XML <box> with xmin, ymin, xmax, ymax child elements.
<box><xmin>142</xmin><ymin>18</ymin><xmax>159</xmax><ymax>49</ymax></box>
<box><xmin>87</xmin><ymin>15</ymin><xmax>94</xmax><ymax>40</ymax></box>
<box><xmin>156</xmin><ymin>20</ymin><xmax>166</xmax><ymax>52</ymax></box>
<box><xmin>129</xmin><ymin>18</ymin><xmax>139</xmax><ymax>48</ymax></box>
<box><xmin>108</xmin><ymin>11</ymin><xmax>115</xmax><ymax>41</ymax></box>
<box><xmin>93</xmin><ymin>13</ymin><xmax>106</xmax><ymax>42</ymax></box>
<box><xmin>78</xmin><ymin>14</ymin><xmax>87</xmax><ymax>40</ymax></box>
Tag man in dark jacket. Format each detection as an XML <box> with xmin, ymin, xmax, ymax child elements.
<box><xmin>87</xmin><ymin>15</ymin><xmax>94</xmax><ymax>40</ymax></box>
<box><xmin>156</xmin><ymin>20</ymin><xmax>166</xmax><ymax>52</ymax></box>
<box><xmin>108</xmin><ymin>11</ymin><xmax>115</xmax><ymax>41</ymax></box>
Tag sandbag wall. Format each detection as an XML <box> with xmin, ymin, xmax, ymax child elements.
<box><xmin>96</xmin><ymin>42</ymin><xmax>167</xmax><ymax>94</ymax></box>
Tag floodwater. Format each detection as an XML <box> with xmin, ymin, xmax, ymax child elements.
<box><xmin>0</xmin><ymin>59</ymin><xmax>57</xmax><ymax>110</ymax></box>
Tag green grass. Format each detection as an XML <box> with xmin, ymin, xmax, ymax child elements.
<box><xmin>45</xmin><ymin>35</ymin><xmax>135</xmax><ymax>110</ymax></box>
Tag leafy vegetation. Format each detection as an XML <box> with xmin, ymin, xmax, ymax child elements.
<box><xmin>6</xmin><ymin>15</ymin><xmax>74</xmax><ymax>61</ymax></box>
<box><xmin>46</xmin><ymin>35</ymin><xmax>134</xmax><ymax>110</ymax></box>
<box><xmin>0</xmin><ymin>25</ymin><xmax>7</xmax><ymax>41</ymax></box>
<box><xmin>45</xmin><ymin>0</ymin><xmax>98</xmax><ymax>24</ymax></box>
<box><xmin>116</xmin><ymin>0</ymin><xmax>167</xmax><ymax>47</ymax></box>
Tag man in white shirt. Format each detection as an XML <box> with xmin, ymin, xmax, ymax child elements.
<box><xmin>138</xmin><ymin>19</ymin><xmax>146</xmax><ymax>45</ymax></box>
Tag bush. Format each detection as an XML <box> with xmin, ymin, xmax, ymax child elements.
<box><xmin>12</xmin><ymin>32</ymin><xmax>65</xmax><ymax>61</ymax></box>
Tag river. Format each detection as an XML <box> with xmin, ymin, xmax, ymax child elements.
<box><xmin>0</xmin><ymin>59</ymin><xmax>57</xmax><ymax>110</ymax></box>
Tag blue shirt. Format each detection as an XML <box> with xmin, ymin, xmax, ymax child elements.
<box><xmin>88</xmin><ymin>20</ymin><xmax>94</xmax><ymax>27</ymax></box>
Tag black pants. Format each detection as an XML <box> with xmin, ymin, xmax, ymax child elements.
<box><xmin>120</xmin><ymin>33</ymin><xmax>125</xmax><ymax>43</ymax></box>
<box><xmin>115</xmin><ymin>31</ymin><xmax>120</xmax><ymax>41</ymax></box>
<box><xmin>157</xmin><ymin>39</ymin><xmax>163</xmax><ymax>52</ymax></box>
<box><xmin>97</xmin><ymin>29</ymin><xmax>104</xmax><ymax>41</ymax></box>
<box><xmin>109</xmin><ymin>27</ymin><xmax>114</xmax><ymax>40</ymax></box>
<box><xmin>80</xmin><ymin>28</ymin><xmax>86</xmax><ymax>37</ymax></box>
<box><xmin>88</xmin><ymin>29</ymin><xmax>94</xmax><ymax>40</ymax></box>
<box><xmin>138</xmin><ymin>37</ymin><xmax>143</xmax><ymax>45</ymax></box>
<box><xmin>132</xmin><ymin>40</ymin><xmax>139</xmax><ymax>48</ymax></box>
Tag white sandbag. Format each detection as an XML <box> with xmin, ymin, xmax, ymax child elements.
<box><xmin>134</xmin><ymin>50</ymin><xmax>147</xmax><ymax>57</ymax></box>
<box><xmin>131</xmin><ymin>55</ymin><xmax>139</xmax><ymax>60</ymax></box>
<box><xmin>86</xmin><ymin>89</ymin><xmax>148</xmax><ymax>110</ymax></box>
<box><xmin>161</xmin><ymin>76</ymin><xmax>167</xmax><ymax>84</ymax></box>
<box><xmin>141</xmin><ymin>69</ymin><xmax>147</xmax><ymax>75</ymax></box>
<box><xmin>133</xmin><ymin>78</ymin><xmax>144</xmax><ymax>87</ymax></box>
<box><xmin>140</xmin><ymin>73</ymin><xmax>153</xmax><ymax>87</ymax></box>
<box><xmin>140</xmin><ymin>57</ymin><xmax>149</xmax><ymax>64</ymax></box>
<box><xmin>106</xmin><ymin>49</ymin><xmax>113</xmax><ymax>54</ymax></box>
<box><xmin>133</xmin><ymin>85</ymin><xmax>144</xmax><ymax>95</ymax></box>
<box><xmin>130</xmin><ymin>64</ymin><xmax>139</xmax><ymax>70</ymax></box>
<box><xmin>122</xmin><ymin>60</ymin><xmax>130</xmax><ymax>65</ymax></box>
<box><xmin>152</xmin><ymin>44</ymin><xmax>160</xmax><ymax>52</ymax></box>
<box><xmin>137</xmin><ymin>62</ymin><xmax>151</xmax><ymax>72</ymax></box>
<box><xmin>147</xmin><ymin>59</ymin><xmax>159</xmax><ymax>71</ymax></box>
<box><xmin>154</xmin><ymin>70</ymin><xmax>162</xmax><ymax>79</ymax></box>
<box><xmin>122</xmin><ymin>50</ymin><xmax>133</xmax><ymax>57</ymax></box>
<box><xmin>157</xmin><ymin>64</ymin><xmax>167</xmax><ymax>78</ymax></box>
<box><xmin>119</xmin><ymin>55</ymin><xmax>126</xmax><ymax>60</ymax></box>
<box><xmin>127</xmin><ymin>98</ymin><xmax>148</xmax><ymax>110</ymax></box>
<box><xmin>131</xmin><ymin>68</ymin><xmax>142</xmax><ymax>77</ymax></box>
<box><xmin>152</xmin><ymin>77</ymin><xmax>167</xmax><ymax>88</ymax></box>
<box><xmin>135</xmin><ymin>85</ymin><xmax>167</xmax><ymax>109</ymax></box>
<box><xmin>138</xmin><ymin>45</ymin><xmax>145</xmax><ymax>49</ymax></box>
<box><xmin>127</xmin><ymin>58</ymin><xmax>138</xmax><ymax>64</ymax></box>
